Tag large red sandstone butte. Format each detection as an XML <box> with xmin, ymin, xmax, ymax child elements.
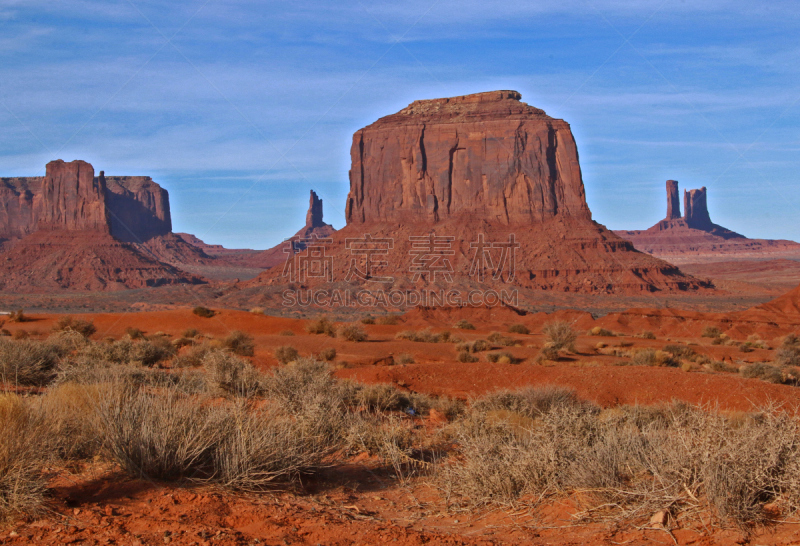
<box><xmin>346</xmin><ymin>90</ymin><xmax>590</xmax><ymax>225</ymax></box>
<box><xmin>237</xmin><ymin>91</ymin><xmax>707</xmax><ymax>301</ymax></box>
<box><xmin>0</xmin><ymin>160</ymin><xmax>206</xmax><ymax>291</ymax></box>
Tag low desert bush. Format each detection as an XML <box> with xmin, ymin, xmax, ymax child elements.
<box><xmin>377</xmin><ymin>315</ymin><xmax>399</xmax><ymax>326</ymax></box>
<box><xmin>542</xmin><ymin>321</ymin><xmax>577</xmax><ymax>352</ymax></box>
<box><xmin>78</xmin><ymin>337</ymin><xmax>175</xmax><ymax>367</ymax></box>
<box><xmin>775</xmin><ymin>346</ymin><xmax>800</xmax><ymax>367</ymax></box>
<box><xmin>0</xmin><ymin>338</ymin><xmax>64</xmax><ymax>386</ymax></box>
<box><xmin>395</xmin><ymin>329</ymin><xmax>453</xmax><ymax>343</ymax></box>
<box><xmin>38</xmin><ymin>382</ymin><xmax>104</xmax><ymax>460</ymax></box>
<box><xmin>487</xmin><ymin>332</ymin><xmax>517</xmax><ymax>347</ymax></box>
<box><xmin>536</xmin><ymin>345</ymin><xmax>561</xmax><ymax>362</ymax></box>
<box><xmin>249</xmin><ymin>307</ymin><xmax>265</xmax><ymax>315</ymax></box>
<box><xmin>221</xmin><ymin>330</ymin><xmax>255</xmax><ymax>357</ymax></box>
<box><xmin>182</xmin><ymin>328</ymin><xmax>200</xmax><ymax>338</ymax></box>
<box><xmin>702</xmin><ymin>325</ymin><xmax>723</xmax><ymax>338</ymax></box>
<box><xmin>12</xmin><ymin>330</ymin><xmax>29</xmax><ymax>340</ymax></box>
<box><xmin>212</xmin><ymin>401</ymin><xmax>335</xmax><ymax>491</ymax></box>
<box><xmin>279</xmin><ymin>330</ymin><xmax>295</xmax><ymax>336</ymax></box>
<box><xmin>203</xmin><ymin>350</ymin><xmax>262</xmax><ymax>396</ymax></box>
<box><xmin>96</xmin><ymin>385</ymin><xmax>223</xmax><ymax>480</ymax></box>
<box><xmin>454</xmin><ymin>319</ymin><xmax>476</xmax><ymax>330</ymax></box>
<box><xmin>589</xmin><ymin>326</ymin><xmax>614</xmax><ymax>337</ymax></box>
<box><xmin>0</xmin><ymin>394</ymin><xmax>49</xmax><ymax>520</ymax></box>
<box><xmin>456</xmin><ymin>339</ymin><xmax>490</xmax><ymax>353</ymax></box>
<box><xmin>508</xmin><ymin>324</ymin><xmax>530</xmax><ymax>335</ymax></box>
<box><xmin>740</xmin><ymin>363</ymin><xmax>786</xmax><ymax>384</ymax></box>
<box><xmin>663</xmin><ymin>343</ymin><xmax>696</xmax><ymax>360</ymax></box>
<box><xmin>172</xmin><ymin>342</ymin><xmax>215</xmax><ymax>368</ymax></box>
<box><xmin>631</xmin><ymin>348</ymin><xmax>678</xmax><ymax>367</ymax></box>
<box><xmin>274</xmin><ymin>345</ymin><xmax>299</xmax><ymax>365</ymax></box>
<box><xmin>486</xmin><ymin>351</ymin><xmax>516</xmax><ymax>364</ymax></box>
<box><xmin>396</xmin><ymin>353</ymin><xmax>415</xmax><ymax>365</ymax></box>
<box><xmin>52</xmin><ymin>316</ymin><xmax>96</xmax><ymax>338</ymax></box>
<box><xmin>306</xmin><ymin>316</ymin><xmax>336</xmax><ymax>337</ymax></box>
<box><xmin>440</xmin><ymin>394</ymin><xmax>800</xmax><ymax>527</ymax></box>
<box><xmin>457</xmin><ymin>351</ymin><xmax>479</xmax><ymax>363</ymax></box>
<box><xmin>193</xmin><ymin>306</ymin><xmax>216</xmax><ymax>318</ymax></box>
<box><xmin>636</xmin><ymin>331</ymin><xmax>656</xmax><ymax>339</ymax></box>
<box><xmin>7</xmin><ymin>309</ymin><xmax>29</xmax><ymax>323</ymax></box>
<box><xmin>339</xmin><ymin>324</ymin><xmax>368</xmax><ymax>342</ymax></box>
<box><xmin>317</xmin><ymin>347</ymin><xmax>337</xmax><ymax>361</ymax></box>
<box><xmin>125</xmin><ymin>327</ymin><xmax>145</xmax><ymax>340</ymax></box>
<box><xmin>360</xmin><ymin>316</ymin><xmax>375</xmax><ymax>325</ymax></box>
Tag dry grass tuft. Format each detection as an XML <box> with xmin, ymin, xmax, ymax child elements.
<box><xmin>542</xmin><ymin>321</ymin><xmax>577</xmax><ymax>352</ymax></box>
<box><xmin>306</xmin><ymin>316</ymin><xmax>337</xmax><ymax>337</ymax></box>
<box><xmin>0</xmin><ymin>394</ymin><xmax>49</xmax><ymax>520</ymax></box>
<box><xmin>52</xmin><ymin>316</ymin><xmax>96</xmax><ymax>337</ymax></box>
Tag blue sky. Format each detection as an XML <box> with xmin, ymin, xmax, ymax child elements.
<box><xmin>1</xmin><ymin>0</ymin><xmax>798</xmax><ymax>248</ymax></box>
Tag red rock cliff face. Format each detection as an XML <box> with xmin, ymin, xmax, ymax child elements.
<box><xmin>0</xmin><ymin>162</ymin><xmax>173</xmax><ymax>242</ymax></box>
<box><xmin>0</xmin><ymin>178</ymin><xmax>39</xmax><ymax>239</ymax></box>
<box><xmin>103</xmin><ymin>173</ymin><xmax>172</xmax><ymax>242</ymax></box>
<box><xmin>346</xmin><ymin>90</ymin><xmax>590</xmax><ymax>225</ymax></box>
<box><xmin>35</xmin><ymin>160</ymin><xmax>110</xmax><ymax>232</ymax></box>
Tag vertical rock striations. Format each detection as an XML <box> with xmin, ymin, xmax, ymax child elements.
<box><xmin>684</xmin><ymin>187</ymin><xmax>713</xmax><ymax>230</ymax></box>
<box><xmin>36</xmin><ymin>160</ymin><xmax>110</xmax><ymax>232</ymax></box>
<box><xmin>346</xmin><ymin>90</ymin><xmax>591</xmax><ymax>225</ymax></box>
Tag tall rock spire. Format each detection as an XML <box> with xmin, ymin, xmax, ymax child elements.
<box><xmin>666</xmin><ymin>180</ymin><xmax>681</xmax><ymax>220</ymax></box>
<box><xmin>306</xmin><ymin>190</ymin><xmax>325</xmax><ymax>228</ymax></box>
<box><xmin>684</xmin><ymin>187</ymin><xmax>713</xmax><ymax>230</ymax></box>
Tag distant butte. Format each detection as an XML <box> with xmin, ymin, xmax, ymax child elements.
<box><xmin>0</xmin><ymin>159</ymin><xmax>206</xmax><ymax>291</ymax></box>
<box><xmin>615</xmin><ymin>180</ymin><xmax>800</xmax><ymax>265</ymax></box>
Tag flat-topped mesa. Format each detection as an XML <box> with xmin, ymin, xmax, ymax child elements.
<box><xmin>0</xmin><ymin>160</ymin><xmax>173</xmax><ymax>242</ymax></box>
<box><xmin>684</xmin><ymin>187</ymin><xmax>713</xmax><ymax>230</ymax></box>
<box><xmin>346</xmin><ymin>90</ymin><xmax>590</xmax><ymax>225</ymax></box>
<box><xmin>306</xmin><ymin>190</ymin><xmax>325</xmax><ymax>228</ymax></box>
<box><xmin>666</xmin><ymin>180</ymin><xmax>681</xmax><ymax>220</ymax></box>
<box><xmin>37</xmin><ymin>160</ymin><xmax>110</xmax><ymax>232</ymax></box>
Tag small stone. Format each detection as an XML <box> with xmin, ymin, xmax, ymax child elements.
<box><xmin>649</xmin><ymin>510</ymin><xmax>668</xmax><ymax>526</ymax></box>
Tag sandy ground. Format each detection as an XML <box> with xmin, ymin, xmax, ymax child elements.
<box><xmin>3</xmin><ymin>305</ymin><xmax>800</xmax><ymax>545</ymax></box>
